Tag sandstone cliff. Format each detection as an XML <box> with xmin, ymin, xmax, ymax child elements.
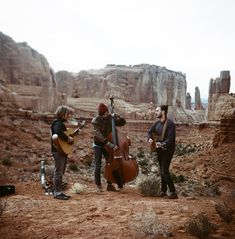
<box><xmin>207</xmin><ymin>71</ymin><xmax>235</xmax><ymax>121</ymax></box>
<box><xmin>0</xmin><ymin>32</ymin><xmax>63</xmax><ymax>112</ymax></box>
<box><xmin>70</xmin><ymin>64</ymin><xmax>187</xmax><ymax>107</ymax></box>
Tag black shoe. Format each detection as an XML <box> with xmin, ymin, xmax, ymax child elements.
<box><xmin>166</xmin><ymin>193</ymin><xmax>178</xmax><ymax>199</ymax></box>
<box><xmin>54</xmin><ymin>193</ymin><xmax>69</xmax><ymax>200</ymax></box>
<box><xmin>107</xmin><ymin>184</ymin><xmax>117</xmax><ymax>191</ymax></box>
<box><xmin>61</xmin><ymin>193</ymin><xmax>71</xmax><ymax>199</ymax></box>
<box><xmin>158</xmin><ymin>191</ymin><xmax>167</xmax><ymax>197</ymax></box>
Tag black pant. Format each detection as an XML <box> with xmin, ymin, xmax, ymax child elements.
<box><xmin>157</xmin><ymin>150</ymin><xmax>176</xmax><ymax>193</ymax></box>
<box><xmin>93</xmin><ymin>146</ymin><xmax>110</xmax><ymax>186</ymax></box>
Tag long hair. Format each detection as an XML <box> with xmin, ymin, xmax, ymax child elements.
<box><xmin>55</xmin><ymin>105</ymin><xmax>73</xmax><ymax>120</ymax></box>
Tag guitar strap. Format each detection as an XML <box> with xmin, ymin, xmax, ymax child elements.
<box><xmin>150</xmin><ymin>119</ymin><xmax>168</xmax><ymax>152</ymax></box>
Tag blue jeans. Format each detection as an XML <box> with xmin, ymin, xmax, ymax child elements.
<box><xmin>93</xmin><ymin>145</ymin><xmax>110</xmax><ymax>186</ymax></box>
<box><xmin>52</xmin><ymin>152</ymin><xmax>67</xmax><ymax>194</ymax></box>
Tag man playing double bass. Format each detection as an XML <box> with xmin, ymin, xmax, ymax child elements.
<box><xmin>92</xmin><ymin>103</ymin><xmax>126</xmax><ymax>192</ymax></box>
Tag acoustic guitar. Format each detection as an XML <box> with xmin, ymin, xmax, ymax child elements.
<box><xmin>52</xmin><ymin>120</ymin><xmax>85</xmax><ymax>155</ymax></box>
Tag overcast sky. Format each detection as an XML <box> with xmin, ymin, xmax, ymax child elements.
<box><xmin>1</xmin><ymin>0</ymin><xmax>234</xmax><ymax>99</ymax></box>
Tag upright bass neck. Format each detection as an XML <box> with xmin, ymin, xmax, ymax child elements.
<box><xmin>110</xmin><ymin>96</ymin><xmax>118</xmax><ymax>146</ymax></box>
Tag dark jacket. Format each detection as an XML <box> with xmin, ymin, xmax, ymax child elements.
<box><xmin>147</xmin><ymin>118</ymin><xmax>176</xmax><ymax>152</ymax></box>
<box><xmin>91</xmin><ymin>114</ymin><xmax>126</xmax><ymax>147</ymax></box>
<box><xmin>51</xmin><ymin>119</ymin><xmax>69</xmax><ymax>153</ymax></box>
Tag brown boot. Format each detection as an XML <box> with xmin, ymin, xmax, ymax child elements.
<box><xmin>107</xmin><ymin>184</ymin><xmax>117</xmax><ymax>191</ymax></box>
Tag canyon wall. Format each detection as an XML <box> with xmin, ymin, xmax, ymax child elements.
<box><xmin>207</xmin><ymin>71</ymin><xmax>235</xmax><ymax>121</ymax></box>
<box><xmin>0</xmin><ymin>32</ymin><xmax>63</xmax><ymax>112</ymax></box>
<box><xmin>68</xmin><ymin>65</ymin><xmax>187</xmax><ymax>107</ymax></box>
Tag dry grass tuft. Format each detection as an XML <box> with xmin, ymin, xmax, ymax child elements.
<box><xmin>215</xmin><ymin>202</ymin><xmax>234</xmax><ymax>223</ymax></box>
<box><xmin>70</xmin><ymin>182</ymin><xmax>87</xmax><ymax>194</ymax></box>
<box><xmin>130</xmin><ymin>209</ymin><xmax>171</xmax><ymax>238</ymax></box>
<box><xmin>185</xmin><ymin>213</ymin><xmax>217</xmax><ymax>239</ymax></box>
<box><xmin>136</xmin><ymin>175</ymin><xmax>160</xmax><ymax>196</ymax></box>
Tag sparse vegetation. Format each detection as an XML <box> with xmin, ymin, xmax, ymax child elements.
<box><xmin>136</xmin><ymin>175</ymin><xmax>160</xmax><ymax>196</ymax></box>
<box><xmin>204</xmin><ymin>181</ymin><xmax>220</xmax><ymax>197</ymax></box>
<box><xmin>1</xmin><ymin>158</ymin><xmax>12</xmax><ymax>167</ymax></box>
<box><xmin>175</xmin><ymin>143</ymin><xmax>196</xmax><ymax>156</ymax></box>
<box><xmin>131</xmin><ymin>209</ymin><xmax>171</xmax><ymax>238</ymax></box>
<box><xmin>70</xmin><ymin>182</ymin><xmax>87</xmax><ymax>194</ymax></box>
<box><xmin>136</xmin><ymin>147</ymin><xmax>145</xmax><ymax>158</ymax></box>
<box><xmin>68</xmin><ymin>163</ymin><xmax>79</xmax><ymax>172</ymax></box>
<box><xmin>215</xmin><ymin>202</ymin><xmax>234</xmax><ymax>223</ymax></box>
<box><xmin>171</xmin><ymin>173</ymin><xmax>186</xmax><ymax>183</ymax></box>
<box><xmin>185</xmin><ymin>213</ymin><xmax>217</xmax><ymax>239</ymax></box>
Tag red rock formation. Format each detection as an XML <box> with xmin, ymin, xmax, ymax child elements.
<box><xmin>194</xmin><ymin>87</ymin><xmax>203</xmax><ymax>110</ymax></box>
<box><xmin>70</xmin><ymin>64</ymin><xmax>187</xmax><ymax>107</ymax></box>
<box><xmin>0</xmin><ymin>32</ymin><xmax>63</xmax><ymax>112</ymax></box>
<box><xmin>213</xmin><ymin>109</ymin><xmax>235</xmax><ymax>147</ymax></box>
<box><xmin>208</xmin><ymin>71</ymin><xmax>234</xmax><ymax>121</ymax></box>
<box><xmin>185</xmin><ymin>92</ymin><xmax>192</xmax><ymax>109</ymax></box>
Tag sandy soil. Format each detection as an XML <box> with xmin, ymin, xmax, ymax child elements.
<box><xmin>0</xmin><ymin>113</ymin><xmax>235</xmax><ymax>239</ymax></box>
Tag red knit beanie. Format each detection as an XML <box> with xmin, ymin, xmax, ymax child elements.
<box><xmin>98</xmin><ymin>103</ymin><xmax>108</xmax><ymax>115</ymax></box>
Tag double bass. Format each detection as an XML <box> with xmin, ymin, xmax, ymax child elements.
<box><xmin>104</xmin><ymin>97</ymin><xmax>139</xmax><ymax>187</ymax></box>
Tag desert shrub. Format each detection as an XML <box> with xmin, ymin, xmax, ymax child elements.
<box><xmin>185</xmin><ymin>214</ymin><xmax>217</xmax><ymax>239</ymax></box>
<box><xmin>137</xmin><ymin>147</ymin><xmax>145</xmax><ymax>158</ymax></box>
<box><xmin>136</xmin><ymin>175</ymin><xmax>160</xmax><ymax>196</ymax></box>
<box><xmin>171</xmin><ymin>173</ymin><xmax>186</xmax><ymax>183</ymax></box>
<box><xmin>215</xmin><ymin>202</ymin><xmax>234</xmax><ymax>223</ymax></box>
<box><xmin>137</xmin><ymin>149</ymin><xmax>159</xmax><ymax>175</ymax></box>
<box><xmin>68</xmin><ymin>163</ymin><xmax>78</xmax><ymax>172</ymax></box>
<box><xmin>131</xmin><ymin>209</ymin><xmax>171</xmax><ymax>238</ymax></box>
<box><xmin>175</xmin><ymin>143</ymin><xmax>196</xmax><ymax>156</ymax></box>
<box><xmin>1</xmin><ymin>158</ymin><xmax>12</xmax><ymax>166</ymax></box>
<box><xmin>204</xmin><ymin>181</ymin><xmax>220</xmax><ymax>197</ymax></box>
<box><xmin>70</xmin><ymin>182</ymin><xmax>87</xmax><ymax>194</ymax></box>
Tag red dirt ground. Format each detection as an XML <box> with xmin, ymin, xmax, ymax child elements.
<box><xmin>0</xmin><ymin>113</ymin><xmax>234</xmax><ymax>239</ymax></box>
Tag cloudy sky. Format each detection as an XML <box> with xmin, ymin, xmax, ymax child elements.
<box><xmin>1</xmin><ymin>0</ymin><xmax>234</xmax><ymax>100</ymax></box>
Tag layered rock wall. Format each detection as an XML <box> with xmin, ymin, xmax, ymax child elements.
<box><xmin>194</xmin><ymin>87</ymin><xmax>203</xmax><ymax>110</ymax></box>
<box><xmin>207</xmin><ymin>71</ymin><xmax>234</xmax><ymax>121</ymax></box>
<box><xmin>213</xmin><ymin>109</ymin><xmax>235</xmax><ymax>147</ymax></box>
<box><xmin>185</xmin><ymin>92</ymin><xmax>192</xmax><ymax>109</ymax></box>
<box><xmin>0</xmin><ymin>32</ymin><xmax>63</xmax><ymax>112</ymax></box>
<box><xmin>72</xmin><ymin>65</ymin><xmax>187</xmax><ymax>107</ymax></box>
<box><xmin>55</xmin><ymin>71</ymin><xmax>76</xmax><ymax>96</ymax></box>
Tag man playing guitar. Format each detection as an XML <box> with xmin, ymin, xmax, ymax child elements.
<box><xmin>50</xmin><ymin>105</ymin><xmax>74</xmax><ymax>200</ymax></box>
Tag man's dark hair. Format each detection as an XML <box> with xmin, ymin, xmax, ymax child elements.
<box><xmin>160</xmin><ymin>105</ymin><xmax>168</xmax><ymax>115</ymax></box>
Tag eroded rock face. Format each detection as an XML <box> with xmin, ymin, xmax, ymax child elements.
<box><xmin>186</xmin><ymin>92</ymin><xmax>192</xmax><ymax>109</ymax></box>
<box><xmin>195</xmin><ymin>87</ymin><xmax>203</xmax><ymax>110</ymax></box>
<box><xmin>207</xmin><ymin>71</ymin><xmax>234</xmax><ymax>121</ymax></box>
<box><xmin>72</xmin><ymin>65</ymin><xmax>187</xmax><ymax>107</ymax></box>
<box><xmin>0</xmin><ymin>32</ymin><xmax>63</xmax><ymax>112</ymax></box>
<box><xmin>213</xmin><ymin>109</ymin><xmax>235</xmax><ymax>147</ymax></box>
<box><xmin>209</xmin><ymin>71</ymin><xmax>230</xmax><ymax>95</ymax></box>
<box><xmin>55</xmin><ymin>71</ymin><xmax>76</xmax><ymax>96</ymax></box>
